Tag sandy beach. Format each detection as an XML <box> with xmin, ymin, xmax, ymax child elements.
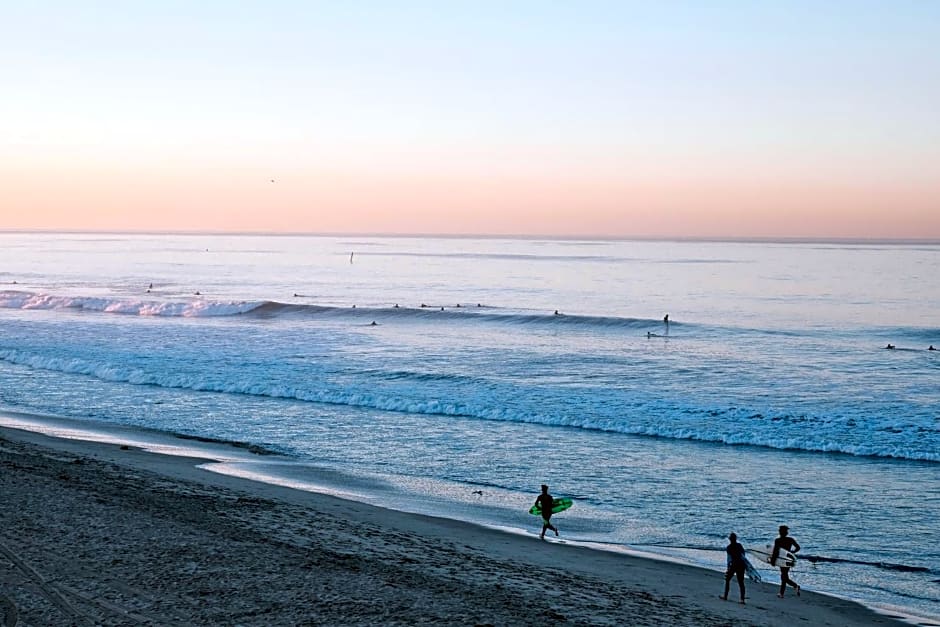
<box><xmin>0</xmin><ymin>425</ymin><xmax>908</xmax><ymax>626</ymax></box>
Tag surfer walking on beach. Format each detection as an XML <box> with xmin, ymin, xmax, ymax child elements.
<box><xmin>534</xmin><ymin>484</ymin><xmax>559</xmax><ymax>540</ymax></box>
<box><xmin>721</xmin><ymin>533</ymin><xmax>747</xmax><ymax>604</ymax></box>
<box><xmin>772</xmin><ymin>525</ymin><xmax>801</xmax><ymax>598</ymax></box>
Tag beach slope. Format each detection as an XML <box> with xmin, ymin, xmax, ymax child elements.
<box><xmin>0</xmin><ymin>427</ymin><xmax>902</xmax><ymax>626</ymax></box>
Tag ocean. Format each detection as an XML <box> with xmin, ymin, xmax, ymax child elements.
<box><xmin>1</xmin><ymin>232</ymin><xmax>937</xmax><ymax>620</ymax></box>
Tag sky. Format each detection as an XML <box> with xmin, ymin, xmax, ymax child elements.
<box><xmin>2</xmin><ymin>1</ymin><xmax>939</xmax><ymax>238</ymax></box>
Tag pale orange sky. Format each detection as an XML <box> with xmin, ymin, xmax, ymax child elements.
<box><xmin>2</xmin><ymin>2</ymin><xmax>939</xmax><ymax>238</ymax></box>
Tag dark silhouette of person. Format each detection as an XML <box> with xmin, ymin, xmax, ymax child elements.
<box><xmin>772</xmin><ymin>525</ymin><xmax>801</xmax><ymax>598</ymax></box>
<box><xmin>664</xmin><ymin>314</ymin><xmax>669</xmax><ymax>324</ymax></box>
<box><xmin>929</xmin><ymin>345</ymin><xmax>936</xmax><ymax>351</ymax></box>
<box><xmin>886</xmin><ymin>344</ymin><xmax>895</xmax><ymax>349</ymax></box>
<box><xmin>394</xmin><ymin>304</ymin><xmax>399</xmax><ymax>308</ymax></box>
<box><xmin>554</xmin><ymin>310</ymin><xmax>560</xmax><ymax>315</ymax></box>
<box><xmin>534</xmin><ymin>484</ymin><xmax>559</xmax><ymax>540</ymax></box>
<box><xmin>370</xmin><ymin>321</ymin><xmax>377</xmax><ymax>326</ymax></box>
<box><xmin>721</xmin><ymin>532</ymin><xmax>747</xmax><ymax>604</ymax></box>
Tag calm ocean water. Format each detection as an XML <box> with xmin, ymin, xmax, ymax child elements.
<box><xmin>1</xmin><ymin>232</ymin><xmax>938</xmax><ymax>619</ymax></box>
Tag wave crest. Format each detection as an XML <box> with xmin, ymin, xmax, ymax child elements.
<box><xmin>0</xmin><ymin>290</ymin><xmax>264</xmax><ymax>317</ymax></box>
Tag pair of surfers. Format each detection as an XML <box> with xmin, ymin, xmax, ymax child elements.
<box><xmin>721</xmin><ymin>525</ymin><xmax>801</xmax><ymax>604</ymax></box>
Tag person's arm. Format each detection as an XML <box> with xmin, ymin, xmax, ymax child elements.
<box><xmin>791</xmin><ymin>539</ymin><xmax>801</xmax><ymax>553</ymax></box>
<box><xmin>771</xmin><ymin>539</ymin><xmax>780</xmax><ymax>563</ymax></box>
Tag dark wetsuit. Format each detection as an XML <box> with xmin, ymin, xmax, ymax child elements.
<box><xmin>724</xmin><ymin>541</ymin><xmax>747</xmax><ymax>601</ymax></box>
<box><xmin>773</xmin><ymin>536</ymin><xmax>801</xmax><ymax>596</ymax></box>
<box><xmin>535</xmin><ymin>493</ymin><xmax>554</xmax><ymax>523</ymax></box>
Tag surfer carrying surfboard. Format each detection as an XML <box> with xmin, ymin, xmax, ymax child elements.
<box><xmin>721</xmin><ymin>533</ymin><xmax>748</xmax><ymax>604</ymax></box>
<box><xmin>534</xmin><ymin>484</ymin><xmax>559</xmax><ymax>540</ymax></box>
<box><xmin>772</xmin><ymin>525</ymin><xmax>801</xmax><ymax>598</ymax></box>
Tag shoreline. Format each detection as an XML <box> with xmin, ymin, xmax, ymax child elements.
<box><xmin>0</xmin><ymin>421</ymin><xmax>912</xmax><ymax>626</ymax></box>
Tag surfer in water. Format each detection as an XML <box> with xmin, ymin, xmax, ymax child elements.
<box><xmin>534</xmin><ymin>484</ymin><xmax>559</xmax><ymax>540</ymax></box>
<box><xmin>721</xmin><ymin>533</ymin><xmax>747</xmax><ymax>604</ymax></box>
<box><xmin>772</xmin><ymin>525</ymin><xmax>801</xmax><ymax>598</ymax></box>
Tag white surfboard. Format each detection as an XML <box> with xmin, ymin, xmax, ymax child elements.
<box><xmin>748</xmin><ymin>544</ymin><xmax>797</xmax><ymax>569</ymax></box>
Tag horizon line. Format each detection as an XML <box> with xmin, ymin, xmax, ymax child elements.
<box><xmin>1</xmin><ymin>228</ymin><xmax>938</xmax><ymax>246</ymax></box>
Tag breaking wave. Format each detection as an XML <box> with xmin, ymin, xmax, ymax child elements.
<box><xmin>0</xmin><ymin>347</ymin><xmax>936</xmax><ymax>464</ymax></box>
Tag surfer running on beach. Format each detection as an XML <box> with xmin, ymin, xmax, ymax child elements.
<box><xmin>721</xmin><ymin>533</ymin><xmax>747</xmax><ymax>604</ymax></box>
<box><xmin>534</xmin><ymin>484</ymin><xmax>559</xmax><ymax>540</ymax></box>
<box><xmin>772</xmin><ymin>525</ymin><xmax>801</xmax><ymax>598</ymax></box>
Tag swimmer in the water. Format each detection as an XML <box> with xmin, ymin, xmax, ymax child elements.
<box><xmin>885</xmin><ymin>344</ymin><xmax>895</xmax><ymax>349</ymax></box>
<box><xmin>929</xmin><ymin>345</ymin><xmax>936</xmax><ymax>351</ymax></box>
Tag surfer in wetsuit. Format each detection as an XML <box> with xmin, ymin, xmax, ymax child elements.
<box><xmin>534</xmin><ymin>484</ymin><xmax>559</xmax><ymax>540</ymax></box>
<box><xmin>721</xmin><ymin>532</ymin><xmax>747</xmax><ymax>604</ymax></box>
<box><xmin>772</xmin><ymin>525</ymin><xmax>801</xmax><ymax>598</ymax></box>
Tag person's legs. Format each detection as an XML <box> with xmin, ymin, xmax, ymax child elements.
<box><xmin>722</xmin><ymin>570</ymin><xmax>732</xmax><ymax>600</ymax></box>
<box><xmin>542</xmin><ymin>514</ymin><xmax>557</xmax><ymax>537</ymax></box>
<box><xmin>736</xmin><ymin>566</ymin><xmax>746</xmax><ymax>602</ymax></box>
<box><xmin>779</xmin><ymin>567</ymin><xmax>794</xmax><ymax>597</ymax></box>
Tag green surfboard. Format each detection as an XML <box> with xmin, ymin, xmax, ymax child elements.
<box><xmin>529</xmin><ymin>497</ymin><xmax>573</xmax><ymax>516</ymax></box>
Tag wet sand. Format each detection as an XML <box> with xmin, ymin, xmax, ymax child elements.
<box><xmin>0</xmin><ymin>426</ymin><xmax>905</xmax><ymax>626</ymax></box>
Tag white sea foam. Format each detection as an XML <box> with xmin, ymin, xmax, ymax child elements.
<box><xmin>0</xmin><ymin>290</ymin><xmax>262</xmax><ymax>317</ymax></box>
<box><xmin>1</xmin><ymin>346</ymin><xmax>936</xmax><ymax>464</ymax></box>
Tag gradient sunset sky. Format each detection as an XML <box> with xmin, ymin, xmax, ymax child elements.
<box><xmin>3</xmin><ymin>1</ymin><xmax>938</xmax><ymax>238</ymax></box>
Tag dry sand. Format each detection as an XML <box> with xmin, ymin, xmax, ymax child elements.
<box><xmin>0</xmin><ymin>426</ymin><xmax>906</xmax><ymax>626</ymax></box>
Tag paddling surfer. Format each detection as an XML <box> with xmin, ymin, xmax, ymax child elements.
<box><xmin>534</xmin><ymin>484</ymin><xmax>559</xmax><ymax>540</ymax></box>
<box><xmin>721</xmin><ymin>533</ymin><xmax>747</xmax><ymax>604</ymax></box>
<box><xmin>772</xmin><ymin>525</ymin><xmax>801</xmax><ymax>598</ymax></box>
